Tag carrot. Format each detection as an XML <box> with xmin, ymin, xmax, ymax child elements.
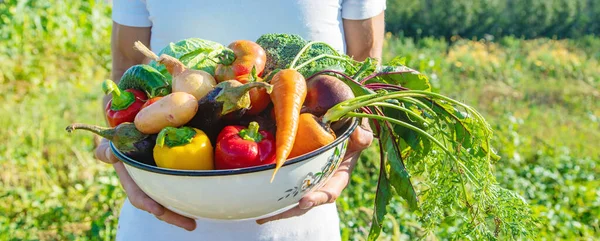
<box><xmin>269</xmin><ymin>69</ymin><xmax>307</xmax><ymax>182</ymax></box>
<box><xmin>288</xmin><ymin>113</ymin><xmax>336</xmax><ymax>158</ymax></box>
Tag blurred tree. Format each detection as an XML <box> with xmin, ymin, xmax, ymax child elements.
<box><xmin>385</xmin><ymin>0</ymin><xmax>600</xmax><ymax>39</ymax></box>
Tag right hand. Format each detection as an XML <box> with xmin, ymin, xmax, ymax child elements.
<box><xmin>95</xmin><ymin>138</ymin><xmax>197</xmax><ymax>231</ymax></box>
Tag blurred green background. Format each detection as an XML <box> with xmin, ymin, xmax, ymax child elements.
<box><xmin>0</xmin><ymin>0</ymin><xmax>598</xmax><ymax>240</ymax></box>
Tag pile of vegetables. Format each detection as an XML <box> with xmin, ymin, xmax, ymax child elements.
<box><xmin>67</xmin><ymin>34</ymin><xmax>534</xmax><ymax>239</ymax></box>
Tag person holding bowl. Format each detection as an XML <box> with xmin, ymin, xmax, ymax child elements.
<box><xmin>95</xmin><ymin>0</ymin><xmax>385</xmax><ymax>240</ymax></box>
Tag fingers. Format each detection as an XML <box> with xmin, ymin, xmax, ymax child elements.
<box><xmin>256</xmin><ymin>160</ymin><xmax>354</xmax><ymax>225</ymax></box>
<box><xmin>94</xmin><ymin>138</ymin><xmax>119</xmax><ymax>164</ymax></box>
<box><xmin>345</xmin><ymin>118</ymin><xmax>374</xmax><ymax>158</ymax></box>
<box><xmin>255</xmin><ymin>205</ymin><xmax>309</xmax><ymax>225</ymax></box>
<box><xmin>113</xmin><ymin>162</ymin><xmax>197</xmax><ymax>231</ymax></box>
<box><xmin>113</xmin><ymin>162</ymin><xmax>165</xmax><ymax>215</ymax></box>
<box><xmin>155</xmin><ymin>209</ymin><xmax>197</xmax><ymax>231</ymax></box>
<box><xmin>299</xmin><ymin>165</ymin><xmax>350</xmax><ymax>209</ymax></box>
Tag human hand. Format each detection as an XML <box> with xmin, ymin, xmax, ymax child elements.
<box><xmin>95</xmin><ymin>138</ymin><xmax>197</xmax><ymax>231</ymax></box>
<box><xmin>256</xmin><ymin>118</ymin><xmax>373</xmax><ymax>224</ymax></box>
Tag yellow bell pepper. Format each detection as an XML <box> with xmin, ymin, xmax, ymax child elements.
<box><xmin>153</xmin><ymin>126</ymin><xmax>214</xmax><ymax>170</ymax></box>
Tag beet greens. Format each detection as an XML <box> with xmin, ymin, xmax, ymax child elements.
<box><xmin>287</xmin><ymin>42</ymin><xmax>535</xmax><ymax>240</ymax></box>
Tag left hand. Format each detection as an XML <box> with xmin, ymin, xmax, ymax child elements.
<box><xmin>256</xmin><ymin>118</ymin><xmax>373</xmax><ymax>224</ymax></box>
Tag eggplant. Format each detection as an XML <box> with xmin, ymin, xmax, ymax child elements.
<box><xmin>127</xmin><ymin>134</ymin><xmax>157</xmax><ymax>166</ymax></box>
<box><xmin>227</xmin><ymin>104</ymin><xmax>277</xmax><ymax>135</ymax></box>
<box><xmin>66</xmin><ymin>122</ymin><xmax>157</xmax><ymax>166</ymax></box>
<box><xmin>185</xmin><ymin>80</ymin><xmax>272</xmax><ymax>143</ymax></box>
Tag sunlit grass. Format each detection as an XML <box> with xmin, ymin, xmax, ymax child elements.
<box><xmin>1</xmin><ymin>1</ymin><xmax>599</xmax><ymax>240</ymax></box>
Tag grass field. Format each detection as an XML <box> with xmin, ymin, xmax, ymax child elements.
<box><xmin>1</xmin><ymin>1</ymin><xmax>599</xmax><ymax>240</ymax></box>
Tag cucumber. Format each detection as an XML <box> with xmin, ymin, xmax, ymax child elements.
<box><xmin>118</xmin><ymin>64</ymin><xmax>171</xmax><ymax>98</ymax></box>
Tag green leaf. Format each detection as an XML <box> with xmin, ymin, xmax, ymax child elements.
<box><xmin>154</xmin><ymin>38</ymin><xmax>224</xmax><ymax>60</ymax></box>
<box><xmin>295</xmin><ymin>42</ymin><xmax>360</xmax><ymax>78</ymax></box>
<box><xmin>369</xmin><ymin>65</ymin><xmax>431</xmax><ymax>91</ymax></box>
<box><xmin>352</xmin><ymin>57</ymin><xmax>378</xmax><ymax>80</ymax></box>
<box><xmin>180</xmin><ymin>47</ymin><xmax>224</xmax><ymax>75</ymax></box>
<box><xmin>300</xmin><ymin>63</ymin><xmax>347</xmax><ymax>78</ymax></box>
<box><xmin>380</xmin><ymin>124</ymin><xmax>418</xmax><ymax>210</ymax></box>
<box><xmin>426</xmin><ymin>98</ymin><xmax>501</xmax><ymax>162</ymax></box>
<box><xmin>367</xmin><ymin>140</ymin><xmax>393</xmax><ymax>241</ymax></box>
<box><xmin>387</xmin><ymin>56</ymin><xmax>407</xmax><ymax>66</ymax></box>
<box><xmin>383</xmin><ymin>100</ymin><xmax>432</xmax><ymax>159</ymax></box>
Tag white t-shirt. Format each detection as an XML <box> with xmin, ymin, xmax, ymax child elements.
<box><xmin>112</xmin><ymin>0</ymin><xmax>386</xmax><ymax>53</ymax></box>
<box><xmin>111</xmin><ymin>1</ymin><xmax>385</xmax><ymax>240</ymax></box>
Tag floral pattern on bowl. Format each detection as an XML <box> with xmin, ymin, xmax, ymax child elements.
<box><xmin>278</xmin><ymin>139</ymin><xmax>349</xmax><ymax>201</ymax></box>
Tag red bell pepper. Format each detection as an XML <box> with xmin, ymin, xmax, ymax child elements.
<box><xmin>103</xmin><ymin>79</ymin><xmax>147</xmax><ymax>127</ymax></box>
<box><xmin>215</xmin><ymin>121</ymin><xmax>276</xmax><ymax>169</ymax></box>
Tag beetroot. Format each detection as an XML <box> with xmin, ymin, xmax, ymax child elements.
<box><xmin>303</xmin><ymin>75</ymin><xmax>355</xmax><ymax>116</ymax></box>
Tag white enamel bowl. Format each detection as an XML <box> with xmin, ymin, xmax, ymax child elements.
<box><xmin>110</xmin><ymin>118</ymin><xmax>358</xmax><ymax>221</ymax></box>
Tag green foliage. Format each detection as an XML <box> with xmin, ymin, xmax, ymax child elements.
<box><xmin>290</xmin><ymin>40</ymin><xmax>536</xmax><ymax>239</ymax></box>
<box><xmin>0</xmin><ymin>0</ymin><xmax>118</xmax><ymax>240</ymax></box>
<box><xmin>0</xmin><ymin>0</ymin><xmax>112</xmax><ymax>85</ymax></box>
<box><xmin>338</xmin><ymin>35</ymin><xmax>599</xmax><ymax>240</ymax></box>
<box><xmin>386</xmin><ymin>0</ymin><xmax>600</xmax><ymax>39</ymax></box>
<box><xmin>1</xmin><ymin>1</ymin><xmax>599</xmax><ymax>240</ymax></box>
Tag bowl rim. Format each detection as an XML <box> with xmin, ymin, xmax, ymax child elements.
<box><xmin>111</xmin><ymin>118</ymin><xmax>359</xmax><ymax>176</ymax></box>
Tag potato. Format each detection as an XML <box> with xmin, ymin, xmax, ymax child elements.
<box><xmin>172</xmin><ymin>69</ymin><xmax>216</xmax><ymax>100</ymax></box>
<box><xmin>134</xmin><ymin>92</ymin><xmax>198</xmax><ymax>134</ymax></box>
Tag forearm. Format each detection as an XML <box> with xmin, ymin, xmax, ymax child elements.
<box><xmin>343</xmin><ymin>11</ymin><xmax>385</xmax><ymax>62</ymax></box>
<box><xmin>103</xmin><ymin>22</ymin><xmax>151</xmax><ymax>120</ymax></box>
<box><xmin>341</xmin><ymin>13</ymin><xmax>383</xmax><ymax>158</ymax></box>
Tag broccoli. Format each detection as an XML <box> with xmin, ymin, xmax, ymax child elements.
<box><xmin>256</xmin><ymin>33</ymin><xmax>308</xmax><ymax>74</ymax></box>
<box><xmin>256</xmin><ymin>33</ymin><xmax>354</xmax><ymax>77</ymax></box>
<box><xmin>297</xmin><ymin>42</ymin><xmax>347</xmax><ymax>77</ymax></box>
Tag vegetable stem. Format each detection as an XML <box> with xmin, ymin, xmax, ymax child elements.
<box><xmin>102</xmin><ymin>79</ymin><xmax>135</xmax><ymax>111</ymax></box>
<box><xmin>323</xmin><ymin>91</ymin><xmax>429</xmax><ymax>123</ymax></box>
<box><xmin>289</xmin><ymin>41</ymin><xmax>318</xmax><ymax>69</ymax></box>
<box><xmin>216</xmin><ymin>81</ymin><xmax>273</xmax><ymax>115</ymax></box>
<box><xmin>65</xmin><ymin>123</ymin><xmax>115</xmax><ymax>140</ymax></box>
<box><xmin>134</xmin><ymin>41</ymin><xmax>186</xmax><ymax>76</ymax></box>
<box><xmin>239</xmin><ymin>122</ymin><xmax>263</xmax><ymax>142</ymax></box>
<box><xmin>217</xmin><ymin>49</ymin><xmax>236</xmax><ymax>66</ymax></box>
<box><xmin>352</xmin><ymin>58</ymin><xmax>374</xmax><ymax>80</ymax></box>
<box><xmin>321</xmin><ymin>88</ymin><xmax>483</xmax><ymax>186</ymax></box>
<box><xmin>412</xmin><ymin>91</ymin><xmax>492</xmax><ymax>134</ymax></box>
<box><xmin>156</xmin><ymin>127</ymin><xmax>196</xmax><ymax>148</ymax></box>
<box><xmin>368</xmin><ymin>102</ymin><xmax>431</xmax><ymax>126</ymax></box>
<box><xmin>401</xmin><ymin>97</ymin><xmax>438</xmax><ymax>118</ymax></box>
<box><xmin>307</xmin><ymin>70</ymin><xmax>365</xmax><ymax>88</ymax></box>
<box><xmin>292</xmin><ymin>54</ymin><xmax>353</xmax><ymax>71</ymax></box>
<box><xmin>133</xmin><ymin>41</ymin><xmax>159</xmax><ymax>61</ymax></box>
<box><xmin>360</xmin><ymin>70</ymin><xmax>414</xmax><ymax>84</ymax></box>
<box><xmin>344</xmin><ymin>112</ymin><xmax>480</xmax><ymax>188</ymax></box>
<box><xmin>289</xmin><ymin>41</ymin><xmax>341</xmax><ymax>69</ymax></box>
<box><xmin>365</xmin><ymin>83</ymin><xmax>409</xmax><ymax>91</ymax></box>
